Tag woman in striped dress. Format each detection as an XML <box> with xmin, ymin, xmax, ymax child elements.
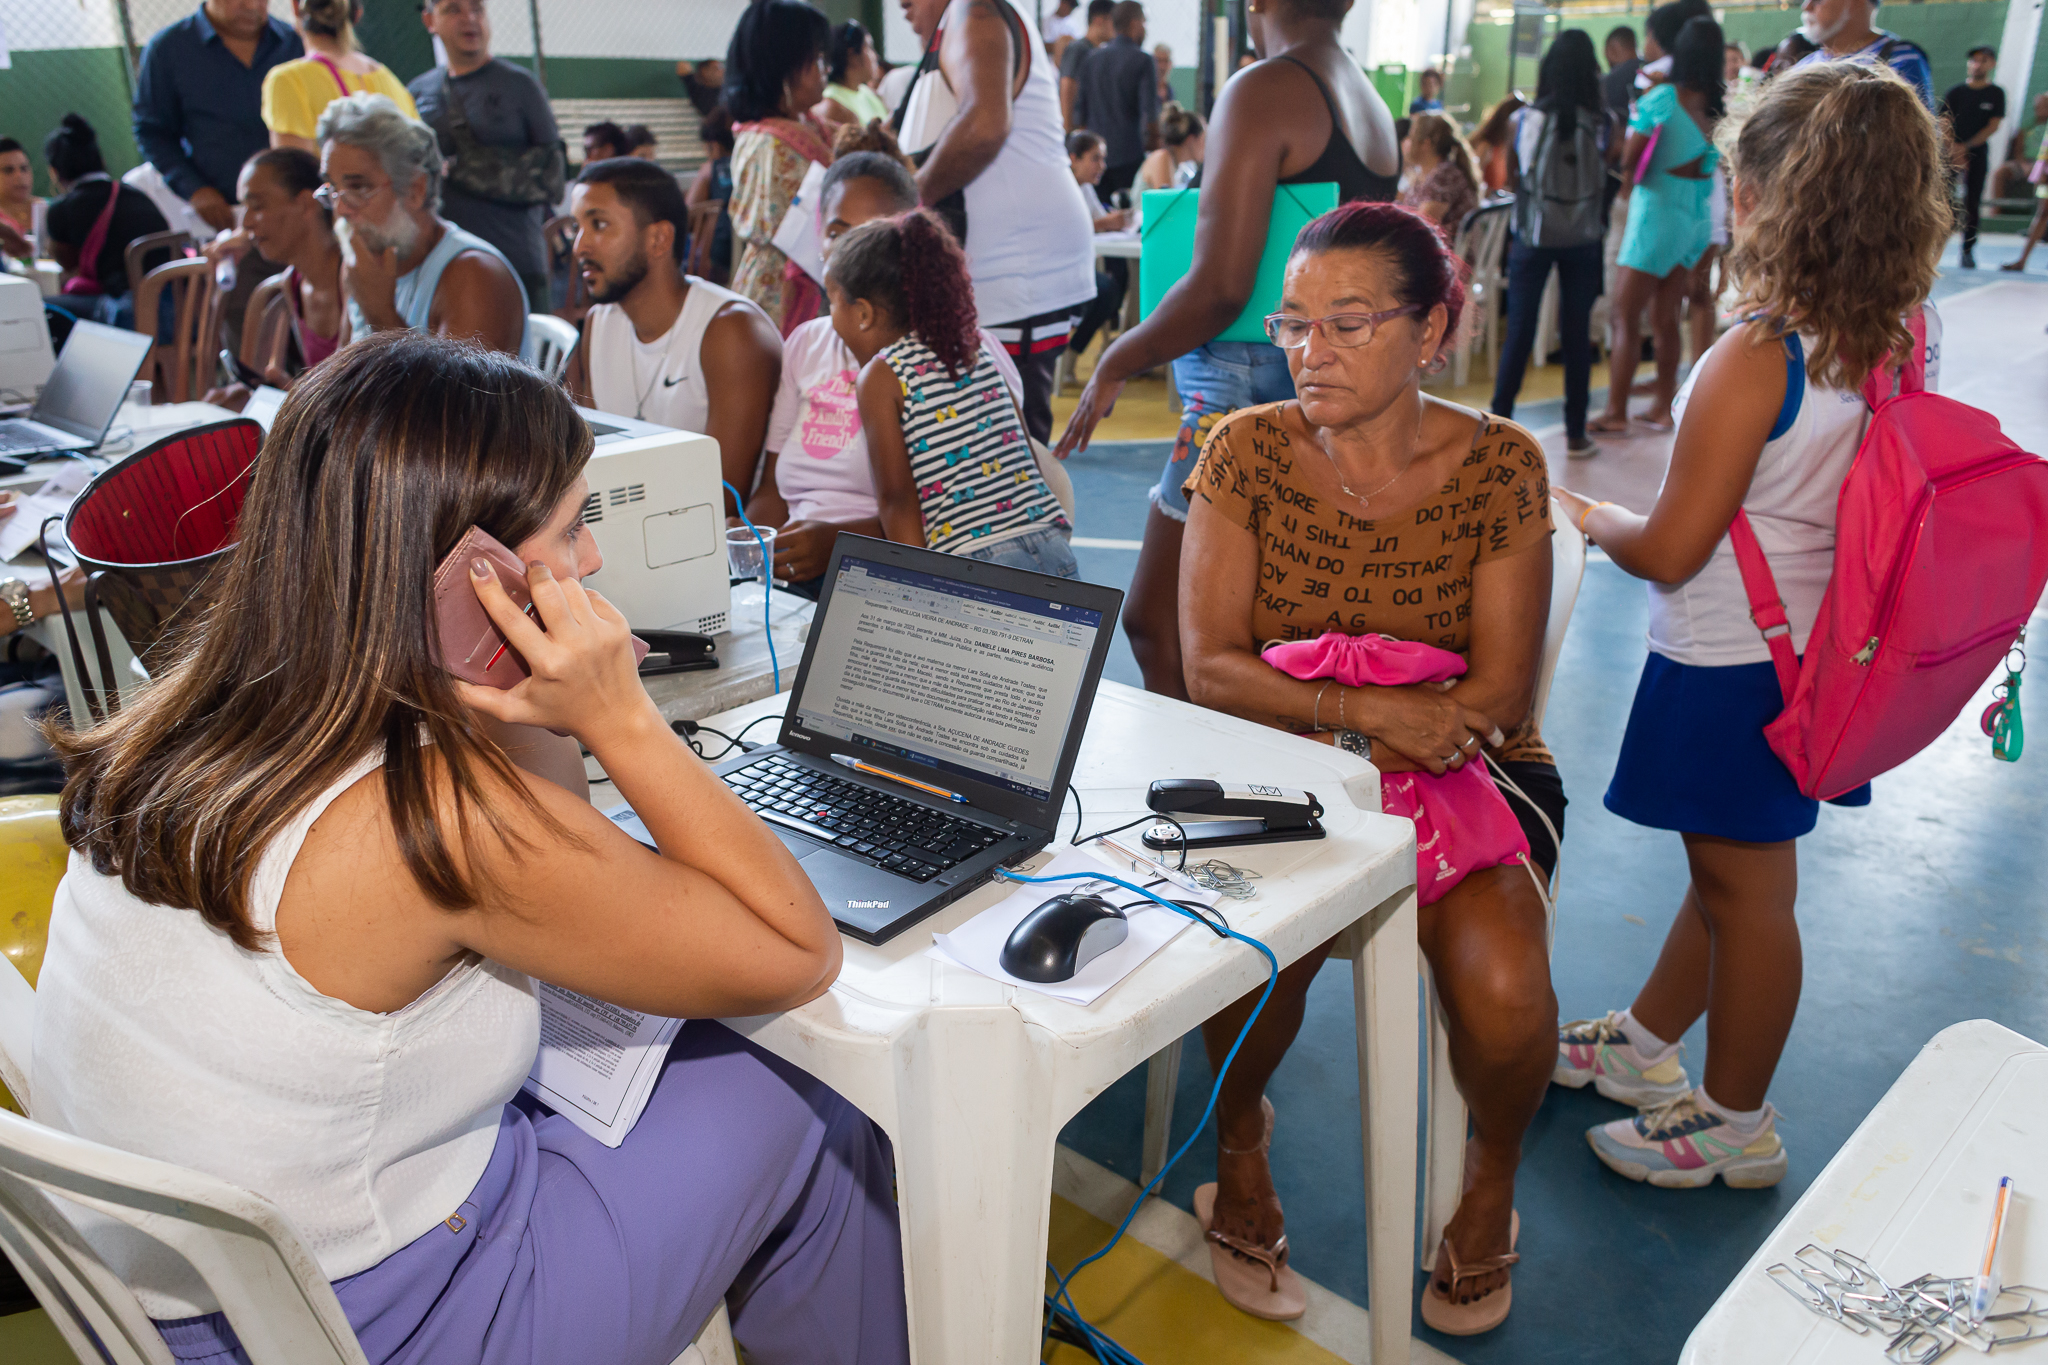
<box><xmin>833</xmin><ymin>210</ymin><xmax>1077</xmax><ymax>577</ymax></box>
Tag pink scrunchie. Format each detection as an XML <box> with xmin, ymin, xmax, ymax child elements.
<box><xmin>1262</xmin><ymin>633</ymin><xmax>1530</xmax><ymax>905</ymax></box>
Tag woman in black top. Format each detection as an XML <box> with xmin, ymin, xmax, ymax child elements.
<box><xmin>1055</xmin><ymin>0</ymin><xmax>1397</xmax><ymax>706</ymax></box>
<box><xmin>43</xmin><ymin>114</ymin><xmax>169</xmax><ymax>329</ymax></box>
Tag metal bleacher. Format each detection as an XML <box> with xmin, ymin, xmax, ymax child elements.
<box><xmin>550</xmin><ymin>98</ymin><xmax>708</xmax><ymax>183</ymax></box>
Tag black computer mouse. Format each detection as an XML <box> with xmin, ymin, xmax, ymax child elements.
<box><xmin>1000</xmin><ymin>893</ymin><xmax>1129</xmax><ymax>983</ymax></box>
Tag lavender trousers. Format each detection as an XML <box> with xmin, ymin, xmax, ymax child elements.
<box><xmin>156</xmin><ymin>1020</ymin><xmax>910</xmax><ymax>1365</ymax></box>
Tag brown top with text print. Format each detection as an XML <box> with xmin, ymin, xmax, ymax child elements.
<box><xmin>1185</xmin><ymin>400</ymin><xmax>1555</xmax><ymax>764</ymax></box>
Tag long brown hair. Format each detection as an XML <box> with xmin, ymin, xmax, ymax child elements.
<box><xmin>1720</xmin><ymin>62</ymin><xmax>1949</xmax><ymax>390</ymax></box>
<box><xmin>51</xmin><ymin>332</ymin><xmax>594</xmax><ymax>949</ymax></box>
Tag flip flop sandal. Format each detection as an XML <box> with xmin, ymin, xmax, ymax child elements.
<box><xmin>1584</xmin><ymin>415</ymin><xmax>1632</xmax><ymax>435</ymax></box>
<box><xmin>1194</xmin><ymin>1098</ymin><xmax>1307</xmax><ymax>1322</ymax></box>
<box><xmin>1635</xmin><ymin>414</ymin><xmax>1676</xmax><ymax>432</ymax></box>
<box><xmin>1420</xmin><ymin>1209</ymin><xmax>1521</xmax><ymax>1337</ymax></box>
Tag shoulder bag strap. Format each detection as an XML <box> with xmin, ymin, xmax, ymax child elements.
<box><xmin>888</xmin><ymin>22</ymin><xmax>948</xmax><ymax>136</ymax></box>
<box><xmin>68</xmin><ymin>179</ymin><xmax>124</xmax><ymax>293</ymax></box>
<box><xmin>309</xmin><ymin>53</ymin><xmax>352</xmax><ymax>98</ymax></box>
<box><xmin>439</xmin><ymin>67</ymin><xmax>477</xmax><ymax>141</ymax></box>
<box><xmin>1860</xmin><ymin>310</ymin><xmax>1928</xmax><ymax>409</ymax></box>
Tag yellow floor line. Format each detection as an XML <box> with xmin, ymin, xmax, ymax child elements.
<box><xmin>0</xmin><ymin>1308</ymin><xmax>81</xmax><ymax>1365</ymax></box>
<box><xmin>1051</xmin><ymin>1145</ymin><xmax>1467</xmax><ymax>1365</ymax></box>
<box><xmin>1047</xmin><ymin>1193</ymin><xmax>1350</xmax><ymax>1365</ymax></box>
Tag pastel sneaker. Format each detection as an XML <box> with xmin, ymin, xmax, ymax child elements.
<box><xmin>1586</xmin><ymin>1093</ymin><xmax>1788</xmax><ymax>1189</ymax></box>
<box><xmin>1554</xmin><ymin>1012</ymin><xmax>1692</xmax><ymax>1107</ymax></box>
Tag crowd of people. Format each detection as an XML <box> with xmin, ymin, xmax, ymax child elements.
<box><xmin>0</xmin><ymin>0</ymin><xmax>2040</xmax><ymax>1359</ymax></box>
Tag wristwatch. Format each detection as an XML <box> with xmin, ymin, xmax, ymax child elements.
<box><xmin>1336</xmin><ymin>729</ymin><xmax>1371</xmax><ymax>760</ymax></box>
<box><xmin>0</xmin><ymin>578</ymin><xmax>32</xmax><ymax>630</ymax></box>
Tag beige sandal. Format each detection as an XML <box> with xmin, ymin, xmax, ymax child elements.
<box><xmin>1420</xmin><ymin>1209</ymin><xmax>1521</xmax><ymax>1336</ymax></box>
<box><xmin>1194</xmin><ymin>1098</ymin><xmax>1307</xmax><ymax>1321</ymax></box>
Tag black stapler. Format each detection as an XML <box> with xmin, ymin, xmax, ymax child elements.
<box><xmin>635</xmin><ymin>630</ymin><xmax>719</xmax><ymax>676</ymax></box>
<box><xmin>1140</xmin><ymin>779</ymin><xmax>1326</xmax><ymax>852</ymax></box>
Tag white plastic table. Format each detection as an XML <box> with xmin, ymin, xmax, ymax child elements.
<box><xmin>645</xmin><ymin>681</ymin><xmax>1422</xmax><ymax>1365</ymax></box>
<box><xmin>1682</xmin><ymin>1020</ymin><xmax>2048</xmax><ymax>1363</ymax></box>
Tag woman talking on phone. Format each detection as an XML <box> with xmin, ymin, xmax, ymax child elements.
<box><xmin>33</xmin><ymin>332</ymin><xmax>909</xmax><ymax>1365</ymax></box>
<box><xmin>1053</xmin><ymin>0</ymin><xmax>1398</xmax><ymax>702</ymax></box>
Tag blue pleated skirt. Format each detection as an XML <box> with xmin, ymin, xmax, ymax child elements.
<box><xmin>1605</xmin><ymin>653</ymin><xmax>1870</xmax><ymax>844</ymax></box>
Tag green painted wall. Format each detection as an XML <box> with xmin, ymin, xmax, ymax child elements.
<box><xmin>0</xmin><ymin>48</ymin><xmax>141</xmax><ymax>196</ymax></box>
<box><xmin>1447</xmin><ymin>0</ymin><xmax>2017</xmax><ymax>129</ymax></box>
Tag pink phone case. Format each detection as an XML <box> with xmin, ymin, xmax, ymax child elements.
<box><xmin>431</xmin><ymin>526</ymin><xmax>648</xmax><ymax>690</ymax></box>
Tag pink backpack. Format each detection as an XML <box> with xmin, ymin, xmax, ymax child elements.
<box><xmin>1730</xmin><ymin>314</ymin><xmax>2048</xmax><ymax>800</ymax></box>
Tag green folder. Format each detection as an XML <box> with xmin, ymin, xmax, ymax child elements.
<box><xmin>1137</xmin><ymin>181</ymin><xmax>1340</xmax><ymax>344</ymax></box>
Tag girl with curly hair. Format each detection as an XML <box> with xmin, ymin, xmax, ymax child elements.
<box><xmin>1552</xmin><ymin>61</ymin><xmax>1950</xmax><ymax>1190</ymax></box>
<box><xmin>835</xmin><ymin>209</ymin><xmax>1077</xmax><ymax>575</ymax></box>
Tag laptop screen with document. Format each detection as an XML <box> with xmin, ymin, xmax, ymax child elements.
<box><xmin>791</xmin><ymin>552</ymin><xmax>1106</xmax><ymax>805</ymax></box>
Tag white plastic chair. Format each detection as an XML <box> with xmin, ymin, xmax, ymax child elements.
<box><xmin>522</xmin><ymin>312</ymin><xmax>580</xmax><ymax>385</ymax></box>
<box><xmin>1136</xmin><ymin>501</ymin><xmax>1586</xmax><ymax>1273</ymax></box>
<box><xmin>1448</xmin><ymin>201</ymin><xmax>1513</xmax><ymax>389</ymax></box>
<box><xmin>0</xmin><ymin>958</ymin><xmax>736</xmax><ymax>1365</ymax></box>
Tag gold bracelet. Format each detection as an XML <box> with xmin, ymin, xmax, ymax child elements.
<box><xmin>1578</xmin><ymin>500</ymin><xmax>1614</xmax><ymax>534</ymax></box>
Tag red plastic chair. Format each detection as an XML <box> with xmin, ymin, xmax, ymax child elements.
<box><xmin>48</xmin><ymin>418</ymin><xmax>262</xmax><ymax>720</ymax></box>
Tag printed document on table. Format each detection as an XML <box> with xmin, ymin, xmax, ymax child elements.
<box><xmin>522</xmin><ymin>982</ymin><xmax>683</xmax><ymax>1149</ymax></box>
<box><xmin>0</xmin><ymin>464</ymin><xmax>92</xmax><ymax>562</ymax></box>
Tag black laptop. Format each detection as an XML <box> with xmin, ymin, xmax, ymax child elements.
<box><xmin>0</xmin><ymin>321</ymin><xmax>153</xmax><ymax>462</ymax></box>
<box><xmin>612</xmin><ymin>535</ymin><xmax>1122</xmax><ymax>943</ymax></box>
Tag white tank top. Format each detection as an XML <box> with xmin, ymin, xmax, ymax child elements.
<box><xmin>31</xmin><ymin>753</ymin><xmax>539</xmax><ymax>1317</ymax></box>
<box><xmin>1646</xmin><ymin>307</ymin><xmax>1943</xmax><ymax>667</ymax></box>
<box><xmin>585</xmin><ymin>275</ymin><xmax>768</xmax><ymax>428</ymax></box>
<box><xmin>898</xmin><ymin>0</ymin><xmax>1097</xmax><ymax>325</ymax></box>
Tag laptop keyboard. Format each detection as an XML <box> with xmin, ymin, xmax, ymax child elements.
<box><xmin>725</xmin><ymin>754</ymin><xmax>1003</xmax><ymax>882</ymax></box>
<box><xmin>0</xmin><ymin>424</ymin><xmax>51</xmax><ymax>453</ymax></box>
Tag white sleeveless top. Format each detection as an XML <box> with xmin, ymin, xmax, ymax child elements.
<box><xmin>1647</xmin><ymin>307</ymin><xmax>1942</xmax><ymax>667</ymax></box>
<box><xmin>31</xmin><ymin>753</ymin><xmax>539</xmax><ymax>1317</ymax></box>
<box><xmin>585</xmin><ymin>276</ymin><xmax>767</xmax><ymax>430</ymax></box>
<box><xmin>898</xmin><ymin>0</ymin><xmax>1096</xmax><ymax>325</ymax></box>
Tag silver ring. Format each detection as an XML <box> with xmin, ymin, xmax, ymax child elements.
<box><xmin>1461</xmin><ymin>735</ymin><xmax>1480</xmax><ymax>749</ymax></box>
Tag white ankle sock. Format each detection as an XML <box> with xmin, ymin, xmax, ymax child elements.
<box><xmin>1616</xmin><ymin>1009</ymin><xmax>1676</xmax><ymax>1061</ymax></box>
<box><xmin>1699</xmin><ymin>1089</ymin><xmax>1769</xmax><ymax>1132</ymax></box>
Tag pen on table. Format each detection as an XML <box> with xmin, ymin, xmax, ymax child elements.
<box><xmin>1972</xmin><ymin>1175</ymin><xmax>2014</xmax><ymax>1324</ymax></box>
<box><xmin>831</xmin><ymin>754</ymin><xmax>969</xmax><ymax>803</ymax></box>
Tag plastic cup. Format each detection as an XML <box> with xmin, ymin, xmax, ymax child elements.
<box><xmin>726</xmin><ymin>525</ymin><xmax>777</xmax><ymax>582</ymax></box>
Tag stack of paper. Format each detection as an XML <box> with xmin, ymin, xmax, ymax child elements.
<box><xmin>522</xmin><ymin>982</ymin><xmax>683</xmax><ymax>1148</ymax></box>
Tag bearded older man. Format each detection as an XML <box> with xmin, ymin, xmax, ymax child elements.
<box><xmin>316</xmin><ymin>91</ymin><xmax>526</xmax><ymax>354</ymax></box>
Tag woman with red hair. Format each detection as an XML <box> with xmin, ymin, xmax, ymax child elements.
<box><xmin>1178</xmin><ymin>200</ymin><xmax>1561</xmax><ymax>1335</ymax></box>
<box><xmin>834</xmin><ymin>209</ymin><xmax>1076</xmax><ymax>575</ymax></box>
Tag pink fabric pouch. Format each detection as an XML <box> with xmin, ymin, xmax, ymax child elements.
<box><xmin>1262</xmin><ymin>633</ymin><xmax>1530</xmax><ymax>905</ymax></box>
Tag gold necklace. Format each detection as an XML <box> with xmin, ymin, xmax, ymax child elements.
<box><xmin>1322</xmin><ymin>444</ymin><xmax>1408</xmax><ymax>509</ymax></box>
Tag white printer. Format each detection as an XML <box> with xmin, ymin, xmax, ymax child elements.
<box><xmin>0</xmin><ymin>274</ymin><xmax>56</xmax><ymax>402</ymax></box>
<box><xmin>575</xmin><ymin>407</ymin><xmax>731</xmax><ymax>636</ymax></box>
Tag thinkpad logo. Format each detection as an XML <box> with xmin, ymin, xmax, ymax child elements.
<box><xmin>847</xmin><ymin>899</ymin><xmax>890</xmax><ymax>909</ymax></box>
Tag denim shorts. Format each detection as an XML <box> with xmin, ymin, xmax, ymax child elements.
<box><xmin>1150</xmin><ymin>340</ymin><xmax>1298</xmax><ymax>521</ymax></box>
<box><xmin>961</xmin><ymin>525</ymin><xmax>1079</xmax><ymax>578</ymax></box>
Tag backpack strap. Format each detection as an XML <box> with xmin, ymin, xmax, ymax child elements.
<box><xmin>1728</xmin><ymin>329</ymin><xmax>1806</xmax><ymax>706</ymax></box>
<box><xmin>1728</xmin><ymin>511</ymin><xmax>1802</xmax><ymax>705</ymax></box>
<box><xmin>1859</xmin><ymin>310</ymin><xmax>1928</xmax><ymax>409</ymax></box>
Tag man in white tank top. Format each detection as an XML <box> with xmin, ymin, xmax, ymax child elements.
<box><xmin>897</xmin><ymin>0</ymin><xmax>1096</xmax><ymax>443</ymax></box>
<box><xmin>563</xmin><ymin>159</ymin><xmax>782</xmax><ymax>514</ymax></box>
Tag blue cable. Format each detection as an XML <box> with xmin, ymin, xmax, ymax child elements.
<box><xmin>992</xmin><ymin>867</ymin><xmax>1280</xmax><ymax>1364</ymax></box>
<box><xmin>722</xmin><ymin>482</ymin><xmax>778</xmax><ymax>693</ymax></box>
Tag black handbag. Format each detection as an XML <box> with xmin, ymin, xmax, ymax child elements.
<box><xmin>438</xmin><ymin>70</ymin><xmax>567</xmax><ymax>208</ymax></box>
